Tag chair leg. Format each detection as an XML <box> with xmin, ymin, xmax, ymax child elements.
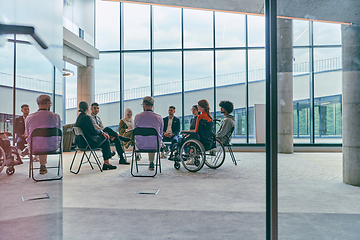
<box><xmin>228</xmin><ymin>146</ymin><xmax>237</xmax><ymax>166</ymax></box>
<box><xmin>70</xmin><ymin>151</ymin><xmax>87</xmax><ymax>174</ymax></box>
<box><xmin>90</xmin><ymin>150</ymin><xmax>103</xmax><ymax>172</ymax></box>
<box><xmin>29</xmin><ymin>155</ymin><xmax>33</xmax><ymax>178</ymax></box>
<box><xmin>84</xmin><ymin>152</ymin><xmax>94</xmax><ymax>169</ymax></box>
<box><xmin>130</xmin><ymin>150</ymin><xmax>137</xmax><ymax>177</ymax></box>
<box><xmin>158</xmin><ymin>152</ymin><xmax>161</xmax><ymax>173</ymax></box>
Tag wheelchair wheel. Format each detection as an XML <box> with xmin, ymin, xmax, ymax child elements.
<box><xmin>205</xmin><ymin>138</ymin><xmax>225</xmax><ymax>169</ymax></box>
<box><xmin>180</xmin><ymin>139</ymin><xmax>205</xmax><ymax>172</ymax></box>
<box><xmin>6</xmin><ymin>166</ymin><xmax>15</xmax><ymax>175</ymax></box>
<box><xmin>0</xmin><ymin>147</ymin><xmax>5</xmax><ymax>173</ymax></box>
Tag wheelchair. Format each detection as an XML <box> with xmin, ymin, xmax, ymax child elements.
<box><xmin>168</xmin><ymin>119</ymin><xmax>225</xmax><ymax>172</ymax></box>
<box><xmin>0</xmin><ymin>134</ymin><xmax>23</xmax><ymax>175</ymax></box>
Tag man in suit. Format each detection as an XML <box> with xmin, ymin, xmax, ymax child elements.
<box><xmin>14</xmin><ymin>104</ymin><xmax>29</xmax><ymax>152</ymax></box>
<box><xmin>162</xmin><ymin>106</ymin><xmax>180</xmax><ymax>158</ymax></box>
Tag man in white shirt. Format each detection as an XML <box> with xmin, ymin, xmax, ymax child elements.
<box><xmin>90</xmin><ymin>102</ymin><xmax>130</xmax><ymax>165</ymax></box>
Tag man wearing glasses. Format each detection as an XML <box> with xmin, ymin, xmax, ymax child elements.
<box><xmin>25</xmin><ymin>95</ymin><xmax>61</xmax><ymax>174</ymax></box>
<box><xmin>134</xmin><ymin>96</ymin><xmax>163</xmax><ymax>171</ymax></box>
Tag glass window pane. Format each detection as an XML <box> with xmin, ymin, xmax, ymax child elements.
<box><xmin>123</xmin><ymin>3</ymin><xmax>150</xmax><ymax>50</ymax></box>
<box><xmin>248</xmin><ymin>49</ymin><xmax>265</xmax><ymax>143</ymax></box>
<box><xmin>293</xmin><ymin>20</ymin><xmax>309</xmax><ymax>46</ymax></box>
<box><xmin>216</xmin><ymin>50</ymin><xmax>246</xmax><ymax>143</ymax></box>
<box><xmin>293</xmin><ymin>48</ymin><xmax>310</xmax><ymax>143</ymax></box>
<box><xmin>248</xmin><ymin>15</ymin><xmax>265</xmax><ymax>47</ymax></box>
<box><xmin>215</xmin><ymin>12</ymin><xmax>246</xmax><ymax>48</ymax></box>
<box><xmin>0</xmin><ymin>41</ymin><xmax>14</xmax><ymax>133</ymax></box>
<box><xmin>124</xmin><ymin>52</ymin><xmax>150</xmax><ymax>115</ymax></box>
<box><xmin>95</xmin><ymin>53</ymin><xmax>120</xmax><ymax>96</ymax></box>
<box><xmin>153</xmin><ymin>52</ymin><xmax>182</xmax><ymax>118</ymax></box>
<box><xmin>95</xmin><ymin>53</ymin><xmax>120</xmax><ymax>127</ymax></box>
<box><xmin>153</xmin><ymin>6</ymin><xmax>181</xmax><ymax>49</ymax></box>
<box><xmin>65</xmin><ymin>62</ymin><xmax>77</xmax><ymax>124</ymax></box>
<box><xmin>184</xmin><ymin>51</ymin><xmax>213</xmax><ymax>130</ymax></box>
<box><xmin>183</xmin><ymin>9</ymin><xmax>213</xmax><ymax>48</ymax></box>
<box><xmin>314</xmin><ymin>47</ymin><xmax>342</xmax><ymax>143</ymax></box>
<box><xmin>96</xmin><ymin>0</ymin><xmax>120</xmax><ymax>51</ymax></box>
<box><xmin>313</xmin><ymin>22</ymin><xmax>341</xmax><ymax>45</ymax></box>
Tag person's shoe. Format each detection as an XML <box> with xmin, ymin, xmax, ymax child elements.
<box><xmin>111</xmin><ymin>151</ymin><xmax>116</xmax><ymax>157</ymax></box>
<box><xmin>160</xmin><ymin>152</ymin><xmax>166</xmax><ymax>158</ymax></box>
<box><xmin>119</xmin><ymin>158</ymin><xmax>130</xmax><ymax>165</ymax></box>
<box><xmin>136</xmin><ymin>154</ymin><xmax>141</xmax><ymax>161</ymax></box>
<box><xmin>39</xmin><ymin>165</ymin><xmax>47</xmax><ymax>174</ymax></box>
<box><xmin>118</xmin><ymin>135</ymin><xmax>131</xmax><ymax>142</ymax></box>
<box><xmin>149</xmin><ymin>162</ymin><xmax>154</xmax><ymax>171</ymax></box>
<box><xmin>103</xmin><ymin>164</ymin><xmax>117</xmax><ymax>170</ymax></box>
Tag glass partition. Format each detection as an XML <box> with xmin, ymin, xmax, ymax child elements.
<box><xmin>183</xmin><ymin>9</ymin><xmax>213</xmax><ymax>48</ymax></box>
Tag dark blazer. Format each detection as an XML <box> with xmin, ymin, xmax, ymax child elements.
<box><xmin>14</xmin><ymin>116</ymin><xmax>25</xmax><ymax>139</ymax></box>
<box><xmin>163</xmin><ymin>116</ymin><xmax>180</xmax><ymax>137</ymax></box>
<box><xmin>75</xmin><ymin>112</ymin><xmax>104</xmax><ymax>148</ymax></box>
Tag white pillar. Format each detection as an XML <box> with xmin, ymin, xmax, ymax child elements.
<box><xmin>342</xmin><ymin>24</ymin><xmax>360</xmax><ymax>186</ymax></box>
<box><xmin>277</xmin><ymin>19</ymin><xmax>293</xmax><ymax>153</ymax></box>
<box><xmin>77</xmin><ymin>58</ymin><xmax>95</xmax><ymax>111</ymax></box>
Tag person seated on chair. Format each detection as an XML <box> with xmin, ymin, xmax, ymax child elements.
<box><xmin>189</xmin><ymin>105</ymin><xmax>200</xmax><ymax>130</ymax></box>
<box><xmin>134</xmin><ymin>96</ymin><xmax>164</xmax><ymax>171</ymax></box>
<box><xmin>25</xmin><ymin>95</ymin><xmax>61</xmax><ymax>174</ymax></box>
<box><xmin>14</xmin><ymin>104</ymin><xmax>30</xmax><ymax>153</ymax></box>
<box><xmin>90</xmin><ymin>102</ymin><xmax>130</xmax><ymax>165</ymax></box>
<box><xmin>216</xmin><ymin>100</ymin><xmax>235</xmax><ymax>145</ymax></box>
<box><xmin>119</xmin><ymin>108</ymin><xmax>140</xmax><ymax>161</ymax></box>
<box><xmin>161</xmin><ymin>105</ymin><xmax>180</xmax><ymax>158</ymax></box>
<box><xmin>75</xmin><ymin>101</ymin><xmax>117</xmax><ymax>170</ymax></box>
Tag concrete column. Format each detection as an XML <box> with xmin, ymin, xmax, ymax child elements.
<box><xmin>342</xmin><ymin>24</ymin><xmax>360</xmax><ymax>186</ymax></box>
<box><xmin>277</xmin><ymin>19</ymin><xmax>293</xmax><ymax>153</ymax></box>
<box><xmin>77</xmin><ymin>58</ymin><xmax>95</xmax><ymax>111</ymax></box>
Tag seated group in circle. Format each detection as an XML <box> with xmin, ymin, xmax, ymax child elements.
<box><xmin>74</xmin><ymin>96</ymin><xmax>235</xmax><ymax>171</ymax></box>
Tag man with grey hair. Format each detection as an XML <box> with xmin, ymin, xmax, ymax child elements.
<box><xmin>134</xmin><ymin>96</ymin><xmax>163</xmax><ymax>170</ymax></box>
<box><xmin>26</xmin><ymin>94</ymin><xmax>61</xmax><ymax>174</ymax></box>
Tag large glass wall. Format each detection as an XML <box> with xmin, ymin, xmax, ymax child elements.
<box><xmin>293</xmin><ymin>20</ymin><xmax>342</xmax><ymax>144</ymax></box>
<box><xmin>90</xmin><ymin>2</ymin><xmax>342</xmax><ymax>145</ymax></box>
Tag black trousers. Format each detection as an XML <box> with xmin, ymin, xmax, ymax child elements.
<box><xmin>103</xmin><ymin>127</ymin><xmax>125</xmax><ymax>158</ymax></box>
<box><xmin>99</xmin><ymin>137</ymin><xmax>112</xmax><ymax>161</ymax></box>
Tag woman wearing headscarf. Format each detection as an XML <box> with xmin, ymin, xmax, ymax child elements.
<box><xmin>118</xmin><ymin>108</ymin><xmax>135</xmax><ymax>149</ymax></box>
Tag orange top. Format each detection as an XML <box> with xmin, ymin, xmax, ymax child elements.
<box><xmin>194</xmin><ymin>112</ymin><xmax>212</xmax><ymax>132</ymax></box>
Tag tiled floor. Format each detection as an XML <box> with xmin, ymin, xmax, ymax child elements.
<box><xmin>1</xmin><ymin>151</ymin><xmax>360</xmax><ymax>240</ymax></box>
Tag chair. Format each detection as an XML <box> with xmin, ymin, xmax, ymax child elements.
<box><xmin>221</xmin><ymin>126</ymin><xmax>238</xmax><ymax>165</ymax></box>
<box><xmin>131</xmin><ymin>127</ymin><xmax>161</xmax><ymax>177</ymax></box>
<box><xmin>70</xmin><ymin>127</ymin><xmax>103</xmax><ymax>174</ymax></box>
<box><xmin>28</xmin><ymin>128</ymin><xmax>62</xmax><ymax>182</ymax></box>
